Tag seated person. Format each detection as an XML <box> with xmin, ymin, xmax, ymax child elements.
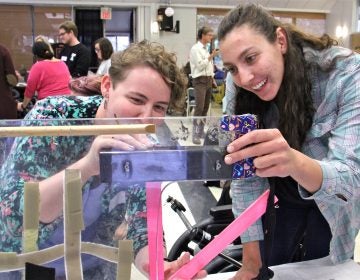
<box><xmin>0</xmin><ymin>41</ymin><xmax>206</xmax><ymax>280</ymax></box>
<box><xmin>94</xmin><ymin>37</ymin><xmax>113</xmax><ymax>75</ymax></box>
<box><xmin>17</xmin><ymin>41</ymin><xmax>71</xmax><ymax>113</ymax></box>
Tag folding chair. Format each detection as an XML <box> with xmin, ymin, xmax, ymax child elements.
<box><xmin>186</xmin><ymin>87</ymin><xmax>196</xmax><ymax>116</ymax></box>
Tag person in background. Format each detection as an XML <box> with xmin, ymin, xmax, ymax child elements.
<box><xmin>218</xmin><ymin>4</ymin><xmax>360</xmax><ymax>280</ymax></box>
<box><xmin>0</xmin><ymin>43</ymin><xmax>18</xmax><ymax>119</ymax></box>
<box><xmin>94</xmin><ymin>37</ymin><xmax>114</xmax><ymax>75</ymax></box>
<box><xmin>35</xmin><ymin>35</ymin><xmax>54</xmax><ymax>55</ymax></box>
<box><xmin>58</xmin><ymin>20</ymin><xmax>90</xmax><ymax>78</ymax></box>
<box><xmin>0</xmin><ymin>41</ymin><xmax>205</xmax><ymax>280</ymax></box>
<box><xmin>0</xmin><ymin>43</ymin><xmax>18</xmax><ymax>174</ymax></box>
<box><xmin>189</xmin><ymin>26</ymin><xmax>219</xmax><ymax>144</ymax></box>
<box><xmin>17</xmin><ymin>41</ymin><xmax>71</xmax><ymax>113</ymax></box>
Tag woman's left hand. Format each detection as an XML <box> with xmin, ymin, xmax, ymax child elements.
<box><xmin>17</xmin><ymin>102</ymin><xmax>24</xmax><ymax>112</ymax></box>
<box><xmin>137</xmin><ymin>248</ymin><xmax>207</xmax><ymax>279</ymax></box>
<box><xmin>164</xmin><ymin>252</ymin><xmax>207</xmax><ymax>279</ymax></box>
<box><xmin>224</xmin><ymin>128</ymin><xmax>297</xmax><ymax>178</ymax></box>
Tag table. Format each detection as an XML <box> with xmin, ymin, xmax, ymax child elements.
<box><xmin>14</xmin><ymin>82</ymin><xmax>27</xmax><ymax>100</ymax></box>
<box><xmin>205</xmin><ymin>257</ymin><xmax>360</xmax><ymax>280</ymax></box>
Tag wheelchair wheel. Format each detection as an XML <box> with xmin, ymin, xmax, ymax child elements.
<box><xmin>167</xmin><ymin>214</ymin><xmax>239</xmax><ymax>260</ymax></box>
<box><xmin>204</xmin><ymin>246</ymin><xmax>243</xmax><ymax>274</ymax></box>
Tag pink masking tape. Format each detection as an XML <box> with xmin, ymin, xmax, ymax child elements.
<box><xmin>170</xmin><ymin>189</ymin><xmax>277</xmax><ymax>280</ymax></box>
<box><xmin>146</xmin><ymin>182</ymin><xmax>165</xmax><ymax>280</ymax></box>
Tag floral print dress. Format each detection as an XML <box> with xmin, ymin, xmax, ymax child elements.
<box><xmin>0</xmin><ymin>95</ymin><xmax>148</xmax><ymax>278</ymax></box>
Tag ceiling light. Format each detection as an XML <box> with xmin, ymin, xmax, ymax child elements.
<box><xmin>165</xmin><ymin>7</ymin><xmax>174</xmax><ymax>17</ymax></box>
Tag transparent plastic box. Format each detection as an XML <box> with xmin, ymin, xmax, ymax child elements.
<box><xmin>0</xmin><ymin>115</ymin><xmax>257</xmax><ymax>280</ymax></box>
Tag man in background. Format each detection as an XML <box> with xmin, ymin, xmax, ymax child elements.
<box><xmin>0</xmin><ymin>43</ymin><xmax>18</xmax><ymax>119</ymax></box>
<box><xmin>189</xmin><ymin>26</ymin><xmax>219</xmax><ymax>144</ymax></box>
<box><xmin>58</xmin><ymin>21</ymin><xmax>90</xmax><ymax>77</ymax></box>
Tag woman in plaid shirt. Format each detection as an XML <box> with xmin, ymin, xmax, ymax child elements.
<box><xmin>218</xmin><ymin>4</ymin><xmax>360</xmax><ymax>280</ymax></box>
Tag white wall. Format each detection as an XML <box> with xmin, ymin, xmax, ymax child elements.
<box><xmin>145</xmin><ymin>1</ymin><xmax>359</xmax><ymax>66</ymax></box>
<box><xmin>135</xmin><ymin>5</ymin><xmax>197</xmax><ymax>66</ymax></box>
<box><xmin>150</xmin><ymin>7</ymin><xmax>197</xmax><ymax>67</ymax></box>
<box><xmin>0</xmin><ymin>0</ymin><xmax>357</xmax><ymax>61</ymax></box>
<box><xmin>326</xmin><ymin>0</ymin><xmax>357</xmax><ymax>47</ymax></box>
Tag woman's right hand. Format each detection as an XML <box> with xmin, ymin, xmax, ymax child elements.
<box><xmin>39</xmin><ymin>133</ymin><xmax>154</xmax><ymax>223</ymax></box>
<box><xmin>230</xmin><ymin>241</ymin><xmax>262</xmax><ymax>280</ymax></box>
<box><xmin>82</xmin><ymin>134</ymin><xmax>154</xmax><ymax>178</ymax></box>
<box><xmin>230</xmin><ymin>265</ymin><xmax>259</xmax><ymax>280</ymax></box>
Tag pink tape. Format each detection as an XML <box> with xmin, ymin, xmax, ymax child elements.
<box><xmin>170</xmin><ymin>189</ymin><xmax>277</xmax><ymax>280</ymax></box>
<box><xmin>146</xmin><ymin>182</ymin><xmax>164</xmax><ymax>280</ymax></box>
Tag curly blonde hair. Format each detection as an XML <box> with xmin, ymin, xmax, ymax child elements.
<box><xmin>109</xmin><ymin>40</ymin><xmax>187</xmax><ymax>110</ymax></box>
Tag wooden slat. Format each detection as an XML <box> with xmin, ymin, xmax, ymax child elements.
<box><xmin>22</xmin><ymin>182</ymin><xmax>40</xmax><ymax>253</ymax></box>
<box><xmin>116</xmin><ymin>240</ymin><xmax>133</xmax><ymax>280</ymax></box>
<box><xmin>64</xmin><ymin>169</ymin><xmax>84</xmax><ymax>280</ymax></box>
<box><xmin>0</xmin><ymin>124</ymin><xmax>156</xmax><ymax>137</ymax></box>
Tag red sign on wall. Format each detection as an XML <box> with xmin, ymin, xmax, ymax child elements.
<box><xmin>100</xmin><ymin>7</ymin><xmax>112</xmax><ymax>20</ymax></box>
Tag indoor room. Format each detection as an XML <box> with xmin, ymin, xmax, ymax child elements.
<box><xmin>0</xmin><ymin>0</ymin><xmax>360</xmax><ymax>279</ymax></box>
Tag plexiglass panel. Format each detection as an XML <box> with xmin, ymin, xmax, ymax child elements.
<box><xmin>0</xmin><ymin>115</ymin><xmax>257</xmax><ymax>279</ymax></box>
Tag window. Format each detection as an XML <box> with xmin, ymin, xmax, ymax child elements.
<box><xmin>104</xmin><ymin>9</ymin><xmax>134</xmax><ymax>52</ymax></box>
<box><xmin>358</xmin><ymin>0</ymin><xmax>360</xmax><ymax>31</ymax></box>
<box><xmin>196</xmin><ymin>8</ymin><xmax>326</xmax><ymax>69</ymax></box>
<box><xmin>0</xmin><ymin>5</ymin><xmax>33</xmax><ymax>70</ymax></box>
<box><xmin>0</xmin><ymin>5</ymin><xmax>134</xmax><ymax>72</ymax></box>
<box><xmin>34</xmin><ymin>7</ymin><xmax>72</xmax><ymax>45</ymax></box>
<box><xmin>0</xmin><ymin>5</ymin><xmax>72</xmax><ymax>70</ymax></box>
<box><xmin>273</xmin><ymin>12</ymin><xmax>326</xmax><ymax>36</ymax></box>
<box><xmin>107</xmin><ymin>36</ymin><xmax>131</xmax><ymax>52</ymax></box>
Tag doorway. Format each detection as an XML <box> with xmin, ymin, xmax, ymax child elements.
<box><xmin>75</xmin><ymin>8</ymin><xmax>135</xmax><ymax>73</ymax></box>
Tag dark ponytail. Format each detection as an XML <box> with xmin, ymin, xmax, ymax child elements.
<box><xmin>32</xmin><ymin>41</ymin><xmax>54</xmax><ymax>60</ymax></box>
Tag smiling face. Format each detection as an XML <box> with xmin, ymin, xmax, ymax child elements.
<box><xmin>220</xmin><ymin>25</ymin><xmax>287</xmax><ymax>101</ymax></box>
<box><xmin>98</xmin><ymin>66</ymin><xmax>171</xmax><ymax>121</ymax></box>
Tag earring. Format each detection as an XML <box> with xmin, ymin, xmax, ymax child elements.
<box><xmin>104</xmin><ymin>99</ymin><xmax>108</xmax><ymax>109</ymax></box>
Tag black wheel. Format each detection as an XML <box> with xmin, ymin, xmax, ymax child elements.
<box><xmin>167</xmin><ymin>216</ymin><xmax>237</xmax><ymax>261</ymax></box>
<box><xmin>204</xmin><ymin>247</ymin><xmax>243</xmax><ymax>274</ymax></box>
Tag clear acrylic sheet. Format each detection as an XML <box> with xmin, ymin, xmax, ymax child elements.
<box><xmin>0</xmin><ymin>115</ymin><xmax>257</xmax><ymax>279</ymax></box>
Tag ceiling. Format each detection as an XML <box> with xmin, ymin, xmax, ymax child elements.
<box><xmin>0</xmin><ymin>0</ymin><xmax>341</xmax><ymax>13</ymax></box>
<box><xmin>162</xmin><ymin>0</ymin><xmax>339</xmax><ymax>13</ymax></box>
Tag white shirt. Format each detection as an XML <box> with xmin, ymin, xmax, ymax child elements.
<box><xmin>96</xmin><ymin>59</ymin><xmax>111</xmax><ymax>75</ymax></box>
<box><xmin>189</xmin><ymin>41</ymin><xmax>214</xmax><ymax>78</ymax></box>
